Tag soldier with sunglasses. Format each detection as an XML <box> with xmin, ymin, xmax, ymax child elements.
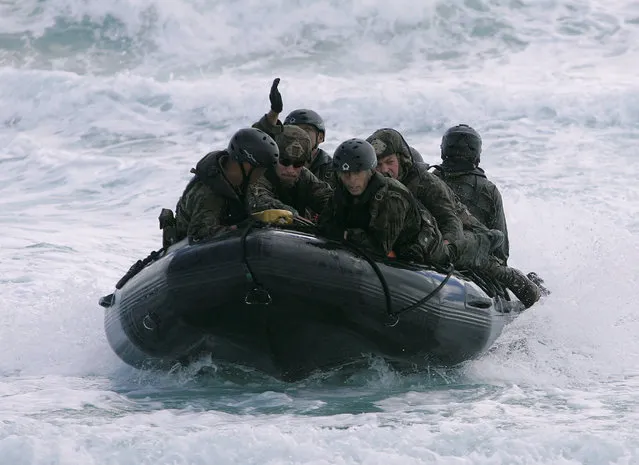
<box><xmin>247</xmin><ymin>125</ymin><xmax>333</xmax><ymax>220</ymax></box>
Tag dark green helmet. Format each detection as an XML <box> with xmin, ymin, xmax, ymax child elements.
<box><xmin>283</xmin><ymin>109</ymin><xmax>325</xmax><ymax>134</ymax></box>
<box><xmin>440</xmin><ymin>124</ymin><xmax>482</xmax><ymax>164</ymax></box>
<box><xmin>332</xmin><ymin>139</ymin><xmax>377</xmax><ymax>172</ymax></box>
<box><xmin>227</xmin><ymin>128</ymin><xmax>279</xmax><ymax>167</ymax></box>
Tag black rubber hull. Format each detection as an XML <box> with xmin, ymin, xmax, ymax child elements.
<box><xmin>102</xmin><ymin>228</ymin><xmax>519</xmax><ymax>381</ymax></box>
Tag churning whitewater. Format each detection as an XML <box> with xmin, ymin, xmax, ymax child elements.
<box><xmin>1</xmin><ymin>0</ymin><xmax>638</xmax><ymax>463</ymax></box>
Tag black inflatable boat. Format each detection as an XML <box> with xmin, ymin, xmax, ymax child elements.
<box><xmin>99</xmin><ymin>224</ymin><xmax>524</xmax><ymax>381</ymax></box>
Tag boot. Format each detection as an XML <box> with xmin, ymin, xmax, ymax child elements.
<box><xmin>505</xmin><ymin>268</ymin><xmax>541</xmax><ymax>308</ymax></box>
<box><xmin>526</xmin><ymin>271</ymin><xmax>551</xmax><ymax>296</ymax></box>
<box><xmin>482</xmin><ymin>261</ymin><xmax>541</xmax><ymax>309</ymax></box>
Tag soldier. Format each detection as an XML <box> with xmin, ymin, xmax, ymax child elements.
<box><xmin>173</xmin><ymin>127</ymin><xmax>279</xmax><ymax>241</ymax></box>
<box><xmin>318</xmin><ymin>138</ymin><xmax>450</xmax><ymax>264</ymax></box>
<box><xmin>431</xmin><ymin>124</ymin><xmax>510</xmax><ymax>264</ymax></box>
<box><xmin>367</xmin><ymin>128</ymin><xmax>464</xmax><ymax>244</ymax></box>
<box><xmin>247</xmin><ymin>125</ymin><xmax>333</xmax><ymax>220</ymax></box>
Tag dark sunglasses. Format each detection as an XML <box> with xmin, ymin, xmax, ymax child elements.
<box><xmin>279</xmin><ymin>158</ymin><xmax>306</xmax><ymax>168</ymax></box>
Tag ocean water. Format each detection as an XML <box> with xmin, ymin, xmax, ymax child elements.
<box><xmin>1</xmin><ymin>0</ymin><xmax>639</xmax><ymax>463</ymax></box>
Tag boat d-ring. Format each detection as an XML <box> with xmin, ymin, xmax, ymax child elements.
<box><xmin>98</xmin><ymin>293</ymin><xmax>115</xmax><ymax>308</ymax></box>
<box><xmin>384</xmin><ymin>312</ymin><xmax>400</xmax><ymax>328</ymax></box>
<box><xmin>142</xmin><ymin>312</ymin><xmax>160</xmax><ymax>331</ymax></box>
<box><xmin>244</xmin><ymin>287</ymin><xmax>272</xmax><ymax>305</ymax></box>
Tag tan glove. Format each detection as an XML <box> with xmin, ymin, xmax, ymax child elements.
<box><xmin>251</xmin><ymin>209</ymin><xmax>294</xmax><ymax>225</ymax></box>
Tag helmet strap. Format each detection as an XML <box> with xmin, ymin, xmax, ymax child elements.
<box><xmin>238</xmin><ymin>163</ymin><xmax>255</xmax><ymax>201</ymax></box>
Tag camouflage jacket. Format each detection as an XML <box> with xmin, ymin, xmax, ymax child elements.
<box><xmin>366</xmin><ymin>128</ymin><xmax>462</xmax><ymax>243</ymax></box>
<box><xmin>318</xmin><ymin>172</ymin><xmax>448</xmax><ymax>264</ymax></box>
<box><xmin>174</xmin><ymin>151</ymin><xmax>249</xmax><ymax>241</ymax></box>
<box><xmin>432</xmin><ymin>165</ymin><xmax>509</xmax><ymax>263</ymax></box>
<box><xmin>247</xmin><ymin>167</ymin><xmax>333</xmax><ymax>218</ymax></box>
<box><xmin>401</xmin><ymin>162</ymin><xmax>464</xmax><ymax>244</ymax></box>
<box><xmin>252</xmin><ymin>114</ymin><xmax>284</xmax><ymax>138</ymax></box>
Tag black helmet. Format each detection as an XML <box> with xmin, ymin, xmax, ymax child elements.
<box><xmin>283</xmin><ymin>109</ymin><xmax>325</xmax><ymax>134</ymax></box>
<box><xmin>332</xmin><ymin>139</ymin><xmax>377</xmax><ymax>172</ymax></box>
<box><xmin>227</xmin><ymin>128</ymin><xmax>279</xmax><ymax>168</ymax></box>
<box><xmin>440</xmin><ymin>124</ymin><xmax>482</xmax><ymax>164</ymax></box>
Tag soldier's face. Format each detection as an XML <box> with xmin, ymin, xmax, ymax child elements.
<box><xmin>376</xmin><ymin>154</ymin><xmax>400</xmax><ymax>179</ymax></box>
<box><xmin>276</xmin><ymin>158</ymin><xmax>304</xmax><ymax>186</ymax></box>
<box><xmin>339</xmin><ymin>170</ymin><xmax>372</xmax><ymax>196</ymax></box>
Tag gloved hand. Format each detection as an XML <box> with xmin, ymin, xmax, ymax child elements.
<box><xmin>269</xmin><ymin>78</ymin><xmax>283</xmax><ymax>113</ymax></box>
<box><xmin>251</xmin><ymin>209</ymin><xmax>293</xmax><ymax>225</ymax></box>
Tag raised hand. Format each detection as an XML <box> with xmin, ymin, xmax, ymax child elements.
<box><xmin>269</xmin><ymin>78</ymin><xmax>283</xmax><ymax>113</ymax></box>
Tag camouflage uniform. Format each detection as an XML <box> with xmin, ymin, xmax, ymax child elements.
<box><xmin>318</xmin><ymin>171</ymin><xmax>449</xmax><ymax>264</ymax></box>
<box><xmin>174</xmin><ymin>151</ymin><xmax>249</xmax><ymax>241</ymax></box>
<box><xmin>249</xmin><ymin>167</ymin><xmax>332</xmax><ymax>218</ymax></box>
<box><xmin>253</xmin><ymin>114</ymin><xmax>338</xmax><ymax>188</ymax></box>
<box><xmin>367</xmin><ymin>129</ymin><xmax>463</xmax><ymax>243</ymax></box>
<box><xmin>252</xmin><ymin>113</ymin><xmax>284</xmax><ymax>138</ymax></box>
<box><xmin>432</xmin><ymin>162</ymin><xmax>509</xmax><ymax>264</ymax></box>
<box><xmin>247</xmin><ymin>126</ymin><xmax>333</xmax><ymax>218</ymax></box>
